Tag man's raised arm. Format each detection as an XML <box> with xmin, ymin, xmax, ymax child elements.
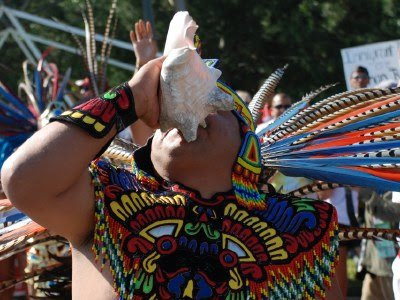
<box><xmin>1</xmin><ymin>57</ymin><xmax>163</xmax><ymax>245</ymax></box>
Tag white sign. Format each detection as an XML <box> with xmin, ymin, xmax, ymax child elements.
<box><xmin>341</xmin><ymin>40</ymin><xmax>400</xmax><ymax>89</ymax></box>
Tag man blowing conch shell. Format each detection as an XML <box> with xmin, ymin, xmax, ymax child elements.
<box><xmin>1</xmin><ymin>11</ymin><xmax>342</xmax><ymax>299</ymax></box>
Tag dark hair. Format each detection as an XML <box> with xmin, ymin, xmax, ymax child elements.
<box><xmin>352</xmin><ymin>66</ymin><xmax>369</xmax><ymax>77</ymax></box>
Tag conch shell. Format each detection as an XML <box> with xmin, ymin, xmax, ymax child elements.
<box><xmin>160</xmin><ymin>11</ymin><xmax>233</xmax><ymax>142</ymax></box>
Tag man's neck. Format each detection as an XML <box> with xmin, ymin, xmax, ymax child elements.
<box><xmin>155</xmin><ymin>163</ymin><xmax>232</xmax><ymax>199</ymax></box>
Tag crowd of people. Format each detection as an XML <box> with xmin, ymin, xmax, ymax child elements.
<box><xmin>1</xmin><ymin>8</ymin><xmax>400</xmax><ymax>300</ymax></box>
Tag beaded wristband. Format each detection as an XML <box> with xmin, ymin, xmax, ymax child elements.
<box><xmin>51</xmin><ymin>82</ymin><xmax>138</xmax><ymax>138</ymax></box>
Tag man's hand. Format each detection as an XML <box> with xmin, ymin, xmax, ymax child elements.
<box><xmin>129</xmin><ymin>56</ymin><xmax>164</xmax><ymax>128</ymax></box>
<box><xmin>130</xmin><ymin>20</ymin><xmax>158</xmax><ymax>70</ymax></box>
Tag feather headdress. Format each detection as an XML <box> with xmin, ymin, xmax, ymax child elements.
<box><xmin>0</xmin><ymin>53</ymin><xmax>73</xmax><ymax>296</ymax></box>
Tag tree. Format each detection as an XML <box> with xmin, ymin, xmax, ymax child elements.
<box><xmin>2</xmin><ymin>0</ymin><xmax>400</xmax><ymax>100</ymax></box>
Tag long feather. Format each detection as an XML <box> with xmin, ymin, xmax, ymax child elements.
<box><xmin>279</xmin><ymin>88</ymin><xmax>380</xmax><ymax>131</ymax></box>
<box><xmin>71</xmin><ymin>33</ymin><xmax>90</xmax><ymax>75</ymax></box>
<box><xmin>83</xmin><ymin>13</ymin><xmax>99</xmax><ymax>96</ymax></box>
<box><xmin>267</xmin><ymin>88</ymin><xmax>400</xmax><ymax>142</ymax></box>
<box><xmin>0</xmin><ymin>86</ymin><xmax>35</xmax><ymax>120</ymax></box>
<box><xmin>293</xmin><ymin>101</ymin><xmax>400</xmax><ymax>146</ymax></box>
<box><xmin>85</xmin><ymin>0</ymin><xmax>97</xmax><ymax>77</ymax></box>
<box><xmin>339</xmin><ymin>226</ymin><xmax>400</xmax><ymax>242</ymax></box>
<box><xmin>258</xmin><ymin>83</ymin><xmax>336</xmax><ymax>137</ymax></box>
<box><xmin>56</xmin><ymin>67</ymin><xmax>72</xmax><ymax>102</ymax></box>
<box><xmin>262</xmin><ymin>98</ymin><xmax>400</xmax><ymax>153</ymax></box>
<box><xmin>99</xmin><ymin>0</ymin><xmax>117</xmax><ymax>92</ymax></box>
<box><xmin>260</xmin><ymin>84</ymin><xmax>400</xmax><ymax>193</ymax></box>
<box><xmin>276</xmin><ymin>164</ymin><xmax>400</xmax><ymax>192</ymax></box>
<box><xmin>100</xmin><ymin>16</ymin><xmax>118</xmax><ymax>93</ymax></box>
<box><xmin>248</xmin><ymin>65</ymin><xmax>287</xmax><ymax>124</ymax></box>
<box><xmin>22</xmin><ymin>61</ymin><xmax>40</xmax><ymax>115</ymax></box>
<box><xmin>289</xmin><ymin>182</ymin><xmax>342</xmax><ymax>197</ymax></box>
<box><xmin>34</xmin><ymin>69</ymin><xmax>45</xmax><ymax>112</ymax></box>
<box><xmin>47</xmin><ymin>63</ymin><xmax>60</xmax><ymax>101</ymax></box>
<box><xmin>0</xmin><ymin>97</ymin><xmax>34</xmax><ymax>125</ymax></box>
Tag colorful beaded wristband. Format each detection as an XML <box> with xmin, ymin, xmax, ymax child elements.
<box><xmin>51</xmin><ymin>82</ymin><xmax>138</xmax><ymax>138</ymax></box>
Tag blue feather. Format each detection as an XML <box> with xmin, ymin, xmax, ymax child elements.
<box><xmin>1</xmin><ymin>212</ymin><xmax>26</xmax><ymax>224</ymax></box>
<box><xmin>34</xmin><ymin>69</ymin><xmax>45</xmax><ymax>112</ymax></box>
<box><xmin>0</xmin><ymin>100</ymin><xmax>34</xmax><ymax>125</ymax></box>
<box><xmin>279</xmin><ymin>165</ymin><xmax>400</xmax><ymax>193</ymax></box>
<box><xmin>316</xmin><ymin>109</ymin><xmax>400</xmax><ymax>139</ymax></box>
<box><xmin>56</xmin><ymin>68</ymin><xmax>71</xmax><ymax>102</ymax></box>
<box><xmin>0</xmin><ymin>133</ymin><xmax>32</xmax><ymax>168</ymax></box>
<box><xmin>266</xmin><ymin>156</ymin><xmax>400</xmax><ymax>167</ymax></box>
<box><xmin>0</xmin><ymin>86</ymin><xmax>35</xmax><ymax>120</ymax></box>
<box><xmin>257</xmin><ymin>101</ymin><xmax>308</xmax><ymax>136</ymax></box>
<box><xmin>262</xmin><ymin>109</ymin><xmax>400</xmax><ymax>153</ymax></box>
<box><xmin>266</xmin><ymin>140</ymin><xmax>400</xmax><ymax>159</ymax></box>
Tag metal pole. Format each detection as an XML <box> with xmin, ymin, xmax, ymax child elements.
<box><xmin>9</xmin><ymin>30</ymin><xmax>36</xmax><ymax>63</ymax></box>
<box><xmin>174</xmin><ymin>0</ymin><xmax>186</xmax><ymax>11</ymax></box>
<box><xmin>0</xmin><ymin>28</ymin><xmax>10</xmax><ymax>50</ymax></box>
<box><xmin>141</xmin><ymin>0</ymin><xmax>157</xmax><ymax>39</ymax></box>
<box><xmin>26</xmin><ymin>33</ymin><xmax>135</xmax><ymax>71</ymax></box>
<box><xmin>4</xmin><ymin>7</ymin><xmax>41</xmax><ymax>60</ymax></box>
<box><xmin>4</xmin><ymin>6</ymin><xmax>133</xmax><ymax>51</ymax></box>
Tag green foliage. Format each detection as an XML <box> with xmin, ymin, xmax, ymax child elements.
<box><xmin>2</xmin><ymin>0</ymin><xmax>400</xmax><ymax>100</ymax></box>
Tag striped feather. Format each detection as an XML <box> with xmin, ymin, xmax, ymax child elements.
<box><xmin>265</xmin><ymin>88</ymin><xmax>400</xmax><ymax>144</ymax></box>
<box><xmin>339</xmin><ymin>225</ymin><xmax>400</xmax><ymax>242</ymax></box>
<box><xmin>289</xmin><ymin>182</ymin><xmax>342</xmax><ymax>197</ymax></box>
<box><xmin>277</xmin><ymin>88</ymin><xmax>382</xmax><ymax>131</ymax></box>
<box><xmin>100</xmin><ymin>16</ymin><xmax>118</xmax><ymax>93</ymax></box>
<box><xmin>85</xmin><ymin>0</ymin><xmax>97</xmax><ymax>77</ymax></box>
<box><xmin>259</xmin><ymin>83</ymin><xmax>336</xmax><ymax>137</ymax></box>
<box><xmin>99</xmin><ymin>0</ymin><xmax>117</xmax><ymax>93</ymax></box>
<box><xmin>22</xmin><ymin>61</ymin><xmax>40</xmax><ymax>115</ymax></box>
<box><xmin>292</xmin><ymin>99</ymin><xmax>400</xmax><ymax>146</ymax></box>
<box><xmin>83</xmin><ymin>13</ymin><xmax>99</xmax><ymax>96</ymax></box>
<box><xmin>261</xmin><ymin>84</ymin><xmax>400</xmax><ymax>193</ymax></box>
<box><xmin>71</xmin><ymin>33</ymin><xmax>90</xmax><ymax>75</ymax></box>
<box><xmin>248</xmin><ymin>65</ymin><xmax>287</xmax><ymax>124</ymax></box>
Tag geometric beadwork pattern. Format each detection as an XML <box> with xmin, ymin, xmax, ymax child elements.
<box><xmin>90</xmin><ymin>149</ymin><xmax>339</xmax><ymax>300</ymax></box>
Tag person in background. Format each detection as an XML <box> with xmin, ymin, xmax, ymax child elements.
<box><xmin>366</xmin><ymin>191</ymin><xmax>400</xmax><ymax>300</ymax></box>
<box><xmin>257</xmin><ymin>92</ymin><xmax>292</xmax><ymax>133</ymax></box>
<box><xmin>350</xmin><ymin>66</ymin><xmax>370</xmax><ymax>90</ymax></box>
<box><xmin>318</xmin><ymin>187</ymin><xmax>360</xmax><ymax>297</ymax></box>
<box><xmin>128</xmin><ymin>19</ymin><xmax>158</xmax><ymax>146</ymax></box>
<box><xmin>270</xmin><ymin>93</ymin><xmax>292</xmax><ymax>119</ymax></box>
<box><xmin>358</xmin><ymin>189</ymin><xmax>397</xmax><ymax>300</ymax></box>
<box><xmin>357</xmin><ymin>79</ymin><xmax>399</xmax><ymax>300</ymax></box>
<box><xmin>236</xmin><ymin>90</ymin><xmax>252</xmax><ymax>104</ymax></box>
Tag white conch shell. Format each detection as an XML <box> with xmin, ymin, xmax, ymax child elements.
<box><xmin>160</xmin><ymin>11</ymin><xmax>233</xmax><ymax>142</ymax></box>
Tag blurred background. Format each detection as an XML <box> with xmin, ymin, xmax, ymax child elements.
<box><xmin>2</xmin><ymin>1</ymin><xmax>400</xmax><ymax>299</ymax></box>
<box><xmin>2</xmin><ymin>0</ymin><xmax>400</xmax><ymax>99</ymax></box>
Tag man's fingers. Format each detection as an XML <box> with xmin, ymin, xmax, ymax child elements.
<box><xmin>152</xmin><ymin>56</ymin><xmax>166</xmax><ymax>68</ymax></box>
<box><xmin>146</xmin><ymin>21</ymin><xmax>153</xmax><ymax>39</ymax></box>
<box><xmin>135</xmin><ymin>22</ymin><xmax>142</xmax><ymax>40</ymax></box>
<box><xmin>130</xmin><ymin>30</ymin><xmax>136</xmax><ymax>44</ymax></box>
<box><xmin>139</xmin><ymin>19</ymin><xmax>146</xmax><ymax>38</ymax></box>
